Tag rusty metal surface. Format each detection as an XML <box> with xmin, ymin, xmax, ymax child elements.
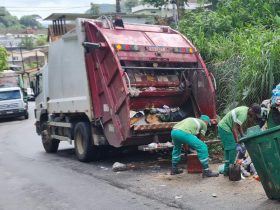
<box><xmin>133</xmin><ymin>122</ymin><xmax>177</xmax><ymax>133</ymax></box>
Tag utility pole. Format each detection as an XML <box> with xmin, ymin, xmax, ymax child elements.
<box><xmin>116</xmin><ymin>0</ymin><xmax>121</xmax><ymax>13</ymax></box>
<box><xmin>35</xmin><ymin>50</ymin><xmax>39</xmax><ymax>71</ymax></box>
<box><xmin>10</xmin><ymin>42</ymin><xmax>15</xmax><ymax>65</ymax></box>
<box><xmin>171</xmin><ymin>0</ymin><xmax>178</xmax><ymax>25</ymax></box>
<box><xmin>20</xmin><ymin>47</ymin><xmax>25</xmax><ymax>73</ymax></box>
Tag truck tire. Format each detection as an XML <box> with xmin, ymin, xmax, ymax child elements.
<box><xmin>74</xmin><ymin>121</ymin><xmax>96</xmax><ymax>162</ymax></box>
<box><xmin>41</xmin><ymin>122</ymin><xmax>60</xmax><ymax>153</ymax></box>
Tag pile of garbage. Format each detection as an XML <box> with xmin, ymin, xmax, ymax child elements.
<box><xmin>130</xmin><ymin>105</ymin><xmax>188</xmax><ymax>126</ymax></box>
<box><xmin>272</xmin><ymin>83</ymin><xmax>280</xmax><ymax>106</ymax></box>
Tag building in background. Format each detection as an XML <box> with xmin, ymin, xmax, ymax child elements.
<box><xmin>132</xmin><ymin>0</ymin><xmax>211</xmax><ymax>18</ymax></box>
<box><xmin>8</xmin><ymin>50</ymin><xmax>46</xmax><ymax>70</ymax></box>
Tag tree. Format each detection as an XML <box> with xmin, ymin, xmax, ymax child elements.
<box><xmin>124</xmin><ymin>0</ymin><xmax>139</xmax><ymax>12</ymax></box>
<box><xmin>36</xmin><ymin>35</ymin><xmax>48</xmax><ymax>47</ymax></box>
<box><xmin>20</xmin><ymin>15</ymin><xmax>43</xmax><ymax>29</ymax></box>
<box><xmin>0</xmin><ymin>7</ymin><xmax>22</xmax><ymax>29</ymax></box>
<box><xmin>20</xmin><ymin>36</ymin><xmax>34</xmax><ymax>49</ymax></box>
<box><xmin>0</xmin><ymin>47</ymin><xmax>8</xmax><ymax>72</ymax></box>
<box><xmin>89</xmin><ymin>3</ymin><xmax>100</xmax><ymax>15</ymax></box>
<box><xmin>142</xmin><ymin>0</ymin><xmax>188</xmax><ymax>20</ymax></box>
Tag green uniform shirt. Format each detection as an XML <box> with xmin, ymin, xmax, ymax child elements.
<box><xmin>173</xmin><ymin>118</ymin><xmax>207</xmax><ymax>135</ymax></box>
<box><xmin>218</xmin><ymin>106</ymin><xmax>249</xmax><ymax>132</ymax></box>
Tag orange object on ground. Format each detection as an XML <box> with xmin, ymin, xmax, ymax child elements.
<box><xmin>253</xmin><ymin>175</ymin><xmax>260</xmax><ymax>181</ymax></box>
<box><xmin>187</xmin><ymin>153</ymin><xmax>203</xmax><ymax>173</ymax></box>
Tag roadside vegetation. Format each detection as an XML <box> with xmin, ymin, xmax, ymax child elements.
<box><xmin>0</xmin><ymin>47</ymin><xmax>8</xmax><ymax>71</ymax></box>
<box><xmin>179</xmin><ymin>0</ymin><xmax>280</xmax><ymax>115</ymax></box>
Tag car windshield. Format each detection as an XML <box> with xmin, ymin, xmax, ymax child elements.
<box><xmin>0</xmin><ymin>90</ymin><xmax>21</xmax><ymax>101</ymax></box>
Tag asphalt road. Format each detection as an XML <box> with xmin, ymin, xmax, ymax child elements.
<box><xmin>0</xmin><ymin>102</ymin><xmax>279</xmax><ymax>210</ymax></box>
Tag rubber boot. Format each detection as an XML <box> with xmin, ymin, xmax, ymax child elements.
<box><xmin>202</xmin><ymin>169</ymin><xmax>219</xmax><ymax>178</ymax></box>
<box><xmin>171</xmin><ymin>164</ymin><xmax>183</xmax><ymax>175</ymax></box>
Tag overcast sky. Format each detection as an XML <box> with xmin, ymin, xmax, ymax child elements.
<box><xmin>2</xmin><ymin>0</ymin><xmax>116</xmax><ymax>19</ymax></box>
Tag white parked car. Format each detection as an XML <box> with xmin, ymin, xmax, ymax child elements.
<box><xmin>27</xmin><ymin>87</ymin><xmax>35</xmax><ymax>101</ymax></box>
<box><xmin>0</xmin><ymin>87</ymin><xmax>29</xmax><ymax>119</ymax></box>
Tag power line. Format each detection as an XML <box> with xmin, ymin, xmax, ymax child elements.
<box><xmin>6</xmin><ymin>6</ymin><xmax>90</xmax><ymax>9</ymax></box>
<box><xmin>8</xmin><ymin>7</ymin><xmax>91</xmax><ymax>12</ymax></box>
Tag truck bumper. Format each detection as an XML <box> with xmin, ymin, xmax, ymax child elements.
<box><xmin>0</xmin><ymin>109</ymin><xmax>27</xmax><ymax>119</ymax></box>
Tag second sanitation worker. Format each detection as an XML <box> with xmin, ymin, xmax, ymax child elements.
<box><xmin>218</xmin><ymin>105</ymin><xmax>261</xmax><ymax>176</ymax></box>
<box><xmin>171</xmin><ymin>115</ymin><xmax>219</xmax><ymax>178</ymax></box>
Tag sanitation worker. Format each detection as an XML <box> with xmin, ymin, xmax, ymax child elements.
<box><xmin>171</xmin><ymin>115</ymin><xmax>219</xmax><ymax>178</ymax></box>
<box><xmin>218</xmin><ymin>105</ymin><xmax>261</xmax><ymax>176</ymax></box>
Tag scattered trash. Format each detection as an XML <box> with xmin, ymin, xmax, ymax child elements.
<box><xmin>146</xmin><ymin>114</ymin><xmax>161</xmax><ymax>124</ymax></box>
<box><xmin>159</xmin><ymin>184</ymin><xmax>166</xmax><ymax>187</ymax></box>
<box><xmin>139</xmin><ymin>142</ymin><xmax>173</xmax><ymax>151</ymax></box>
<box><xmin>175</xmin><ymin>195</ymin><xmax>183</xmax><ymax>199</ymax></box>
<box><xmin>253</xmin><ymin>175</ymin><xmax>260</xmax><ymax>181</ymax></box>
<box><xmin>130</xmin><ymin>111</ymin><xmax>144</xmax><ymax>125</ymax></box>
<box><xmin>271</xmin><ymin>83</ymin><xmax>280</xmax><ymax>105</ymax></box>
<box><xmin>112</xmin><ymin>162</ymin><xmax>127</xmax><ymax>172</ymax></box>
<box><xmin>100</xmin><ymin>166</ymin><xmax>108</xmax><ymax>170</ymax></box>
<box><xmin>148</xmin><ymin>143</ymin><xmax>158</xmax><ymax>149</ymax></box>
<box><xmin>129</xmin><ymin>88</ymin><xmax>141</xmax><ymax>97</ymax></box>
<box><xmin>218</xmin><ymin>164</ymin><xmax>224</xmax><ymax>174</ymax></box>
<box><xmin>212</xmin><ymin>193</ymin><xmax>217</xmax><ymax>198</ymax></box>
<box><xmin>145</xmin><ymin>86</ymin><xmax>157</xmax><ymax>91</ymax></box>
<box><xmin>241</xmin><ymin>167</ymin><xmax>250</xmax><ymax>177</ymax></box>
<box><xmin>129</xmin><ymin>111</ymin><xmax>137</xmax><ymax>118</ymax></box>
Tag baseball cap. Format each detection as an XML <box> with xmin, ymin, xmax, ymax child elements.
<box><xmin>200</xmin><ymin>115</ymin><xmax>211</xmax><ymax>126</ymax></box>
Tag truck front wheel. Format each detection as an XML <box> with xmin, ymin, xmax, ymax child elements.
<box><xmin>41</xmin><ymin>122</ymin><xmax>60</xmax><ymax>153</ymax></box>
<box><xmin>74</xmin><ymin>121</ymin><xmax>96</xmax><ymax>162</ymax></box>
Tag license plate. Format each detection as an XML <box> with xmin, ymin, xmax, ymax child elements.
<box><xmin>146</xmin><ymin>46</ymin><xmax>168</xmax><ymax>52</ymax></box>
<box><xmin>6</xmin><ymin>111</ymin><xmax>13</xmax><ymax>114</ymax></box>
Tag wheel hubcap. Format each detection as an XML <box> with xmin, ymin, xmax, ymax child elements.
<box><xmin>76</xmin><ymin>131</ymin><xmax>84</xmax><ymax>155</ymax></box>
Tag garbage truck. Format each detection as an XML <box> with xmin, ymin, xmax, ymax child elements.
<box><xmin>34</xmin><ymin>17</ymin><xmax>217</xmax><ymax>161</ymax></box>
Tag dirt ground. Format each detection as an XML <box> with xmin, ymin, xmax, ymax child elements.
<box><xmin>94</xmin><ymin>150</ymin><xmax>280</xmax><ymax>210</ymax></box>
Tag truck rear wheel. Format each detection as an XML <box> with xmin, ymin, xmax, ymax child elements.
<box><xmin>74</xmin><ymin>121</ymin><xmax>97</xmax><ymax>162</ymax></box>
<box><xmin>41</xmin><ymin>122</ymin><xmax>60</xmax><ymax>153</ymax></box>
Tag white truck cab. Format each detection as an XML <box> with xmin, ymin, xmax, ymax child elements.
<box><xmin>0</xmin><ymin>87</ymin><xmax>29</xmax><ymax>119</ymax></box>
<box><xmin>34</xmin><ymin>65</ymin><xmax>48</xmax><ymax>134</ymax></box>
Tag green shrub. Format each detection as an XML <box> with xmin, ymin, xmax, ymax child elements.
<box><xmin>178</xmin><ymin>0</ymin><xmax>280</xmax><ymax>115</ymax></box>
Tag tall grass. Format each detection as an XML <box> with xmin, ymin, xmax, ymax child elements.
<box><xmin>178</xmin><ymin>0</ymin><xmax>280</xmax><ymax>115</ymax></box>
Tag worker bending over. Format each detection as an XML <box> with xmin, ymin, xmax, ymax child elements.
<box><xmin>171</xmin><ymin>115</ymin><xmax>219</xmax><ymax>178</ymax></box>
<box><xmin>218</xmin><ymin>105</ymin><xmax>261</xmax><ymax>176</ymax></box>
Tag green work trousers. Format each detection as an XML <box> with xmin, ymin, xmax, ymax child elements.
<box><xmin>218</xmin><ymin>126</ymin><xmax>237</xmax><ymax>174</ymax></box>
<box><xmin>171</xmin><ymin>129</ymin><xmax>209</xmax><ymax>169</ymax></box>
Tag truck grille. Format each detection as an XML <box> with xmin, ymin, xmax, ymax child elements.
<box><xmin>0</xmin><ymin>103</ymin><xmax>20</xmax><ymax>110</ymax></box>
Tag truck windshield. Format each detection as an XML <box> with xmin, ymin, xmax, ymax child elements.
<box><xmin>0</xmin><ymin>90</ymin><xmax>21</xmax><ymax>101</ymax></box>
